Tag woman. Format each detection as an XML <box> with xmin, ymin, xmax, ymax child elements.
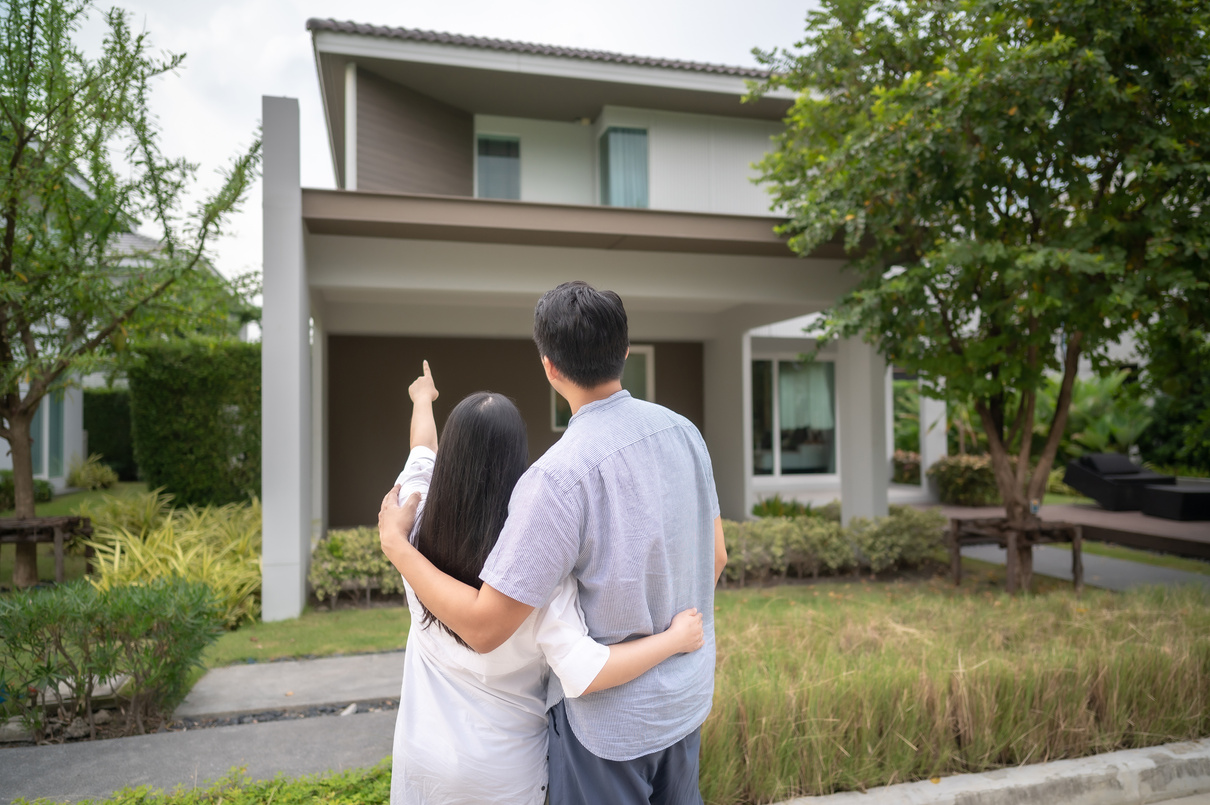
<box><xmin>390</xmin><ymin>361</ymin><xmax>703</xmax><ymax>805</ymax></box>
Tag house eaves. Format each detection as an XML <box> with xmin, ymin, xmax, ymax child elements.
<box><xmin>301</xmin><ymin>189</ymin><xmax>844</xmax><ymax>259</ymax></box>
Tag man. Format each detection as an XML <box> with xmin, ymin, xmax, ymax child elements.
<box><xmin>380</xmin><ymin>281</ymin><xmax>726</xmax><ymax>804</ymax></box>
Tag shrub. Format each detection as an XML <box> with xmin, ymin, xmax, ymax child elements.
<box><xmin>787</xmin><ymin>517</ymin><xmax>855</xmax><ymax>579</ymax></box>
<box><xmin>1047</xmin><ymin>467</ymin><xmax>1080</xmax><ymax>496</ymax></box>
<box><xmin>78</xmin><ymin>488</ymin><xmax>174</xmax><ymax>539</ymax></box>
<box><xmin>0</xmin><ymin>469</ymin><xmax>54</xmax><ymax>510</ymax></box>
<box><xmin>850</xmin><ymin>505</ymin><xmax>947</xmax><ymax>573</ymax></box>
<box><xmin>128</xmin><ymin>337</ymin><xmax>260</xmax><ymax>506</ymax></box>
<box><xmin>85</xmin><ymin>497</ymin><xmax>262</xmax><ymax>628</ymax></box>
<box><xmin>752</xmin><ymin>494</ymin><xmax>842</xmax><ymax>521</ymax></box>
<box><xmin>309</xmin><ymin>527</ymin><xmax>405</xmax><ymax>605</ymax></box>
<box><xmin>0</xmin><ymin>578</ymin><xmax>222</xmax><ymax>741</ymax></box>
<box><xmin>926</xmin><ymin>454</ymin><xmax>1002</xmax><ymax>506</ymax></box>
<box><xmin>66</xmin><ymin>453</ymin><xmax>119</xmax><ymax>490</ymax></box>
<box><xmin>83</xmin><ymin>388</ymin><xmax>137</xmax><ymax>481</ymax></box>
<box><xmin>892</xmin><ymin>450</ymin><xmax>921</xmax><ymax>484</ymax></box>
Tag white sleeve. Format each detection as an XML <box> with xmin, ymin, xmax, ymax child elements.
<box><xmin>393</xmin><ymin>446</ymin><xmax>435</xmax><ymax>544</ymax></box>
<box><xmin>534</xmin><ymin>578</ymin><xmax>610</xmax><ymax>699</ymax></box>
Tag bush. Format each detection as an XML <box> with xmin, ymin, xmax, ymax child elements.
<box><xmin>926</xmin><ymin>454</ymin><xmax>1002</xmax><ymax>506</ymax></box>
<box><xmin>309</xmin><ymin>527</ymin><xmax>405</xmax><ymax>605</ymax></box>
<box><xmin>0</xmin><ymin>469</ymin><xmax>54</xmax><ymax>510</ymax></box>
<box><xmin>83</xmin><ymin>388</ymin><xmax>137</xmax><ymax>481</ymax></box>
<box><xmin>78</xmin><ymin>487</ymin><xmax>174</xmax><ymax>538</ymax></box>
<box><xmin>85</xmin><ymin>494</ymin><xmax>262</xmax><ymax>628</ymax></box>
<box><xmin>1047</xmin><ymin>467</ymin><xmax>1080</xmax><ymax>496</ymax></box>
<box><xmin>723</xmin><ymin>506</ymin><xmax>945</xmax><ymax>585</ymax></box>
<box><xmin>752</xmin><ymin>493</ymin><xmax>842</xmax><ymax>521</ymax></box>
<box><xmin>66</xmin><ymin>453</ymin><xmax>119</xmax><ymax>490</ymax></box>
<box><xmin>892</xmin><ymin>450</ymin><xmax>921</xmax><ymax>484</ymax></box>
<box><xmin>850</xmin><ymin>505</ymin><xmax>947</xmax><ymax>573</ymax></box>
<box><xmin>0</xmin><ymin>578</ymin><xmax>222</xmax><ymax>742</ymax></box>
<box><xmin>128</xmin><ymin>337</ymin><xmax>260</xmax><ymax>507</ymax></box>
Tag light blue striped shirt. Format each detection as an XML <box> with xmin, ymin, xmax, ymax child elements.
<box><xmin>480</xmin><ymin>390</ymin><xmax>720</xmax><ymax>761</ymax></box>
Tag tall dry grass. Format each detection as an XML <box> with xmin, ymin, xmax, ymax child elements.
<box><xmin>703</xmin><ymin>581</ymin><xmax>1210</xmax><ymax>804</ymax></box>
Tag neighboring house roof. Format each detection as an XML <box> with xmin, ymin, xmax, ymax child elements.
<box><xmin>108</xmin><ymin>230</ymin><xmax>162</xmax><ymax>257</ymax></box>
<box><xmin>305</xmin><ymin>19</ymin><xmax>771</xmax><ymax>79</ymax></box>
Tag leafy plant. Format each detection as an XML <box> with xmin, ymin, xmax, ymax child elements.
<box><xmin>893</xmin><ymin>379</ymin><xmax>920</xmax><ymax>452</ymax></box>
<box><xmin>926</xmin><ymin>455</ymin><xmax>1003</xmax><ymax>507</ymax></box>
<box><xmin>67</xmin><ymin>453</ymin><xmax>119</xmax><ymax>491</ymax></box>
<box><xmin>309</xmin><ymin>527</ymin><xmax>405</xmax><ymax>605</ymax></box>
<box><xmin>850</xmin><ymin>505</ymin><xmax>947</xmax><ymax>573</ymax></box>
<box><xmin>0</xmin><ymin>578</ymin><xmax>222</xmax><ymax>741</ymax></box>
<box><xmin>78</xmin><ymin>487</ymin><xmax>175</xmax><ymax>540</ymax></box>
<box><xmin>85</xmin><ymin>498</ymin><xmax>262</xmax><ymax>628</ymax></box>
<box><xmin>0</xmin><ymin>470</ymin><xmax>53</xmax><ymax>511</ymax></box>
<box><xmin>892</xmin><ymin>450</ymin><xmax>921</xmax><ymax>484</ymax></box>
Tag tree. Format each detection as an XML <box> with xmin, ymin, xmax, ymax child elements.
<box><xmin>0</xmin><ymin>0</ymin><xmax>260</xmax><ymax>587</ymax></box>
<box><xmin>754</xmin><ymin>0</ymin><xmax>1210</xmax><ymax>578</ymax></box>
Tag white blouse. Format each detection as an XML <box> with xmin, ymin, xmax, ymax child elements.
<box><xmin>390</xmin><ymin>446</ymin><xmax>609</xmax><ymax>805</ymax></box>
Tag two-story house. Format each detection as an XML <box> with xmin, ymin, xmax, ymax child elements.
<box><xmin>259</xmin><ymin>20</ymin><xmax>947</xmax><ymax>619</ymax></box>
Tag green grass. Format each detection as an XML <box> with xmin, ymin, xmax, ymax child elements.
<box><xmin>0</xmin><ymin>482</ymin><xmax>147</xmax><ymax>587</ymax></box>
<box><xmin>14</xmin><ymin>760</ymin><xmax>393</xmax><ymax>804</ymax></box>
<box><xmin>202</xmin><ymin>605</ymin><xmax>410</xmax><ymax>668</ymax></box>
<box><xmin>1043</xmin><ymin>492</ymin><xmax>1095</xmax><ymax>505</ymax></box>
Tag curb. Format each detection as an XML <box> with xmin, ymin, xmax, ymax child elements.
<box><xmin>779</xmin><ymin>738</ymin><xmax>1210</xmax><ymax>805</ymax></box>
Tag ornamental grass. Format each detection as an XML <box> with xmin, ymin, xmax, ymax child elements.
<box><xmin>701</xmin><ymin>580</ymin><xmax>1210</xmax><ymax>804</ymax></box>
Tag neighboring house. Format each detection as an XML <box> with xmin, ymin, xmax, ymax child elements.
<box><xmin>259</xmin><ymin>20</ymin><xmax>947</xmax><ymax>619</ymax></box>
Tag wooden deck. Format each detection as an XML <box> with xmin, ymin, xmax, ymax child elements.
<box><xmin>934</xmin><ymin>503</ymin><xmax>1210</xmax><ymax>560</ymax></box>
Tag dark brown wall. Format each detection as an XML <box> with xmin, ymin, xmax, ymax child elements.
<box><xmin>356</xmin><ymin>68</ymin><xmax>473</xmax><ymax>196</ymax></box>
<box><xmin>327</xmin><ymin>335</ymin><xmax>704</xmax><ymax>528</ymax></box>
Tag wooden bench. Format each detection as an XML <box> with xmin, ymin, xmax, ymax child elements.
<box><xmin>0</xmin><ymin>516</ymin><xmax>94</xmax><ymax>584</ymax></box>
<box><xmin>948</xmin><ymin>516</ymin><xmax>1083</xmax><ymax>593</ymax></box>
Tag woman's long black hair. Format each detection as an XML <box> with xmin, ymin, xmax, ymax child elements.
<box><xmin>413</xmin><ymin>392</ymin><xmax>528</xmax><ymax>648</ymax></box>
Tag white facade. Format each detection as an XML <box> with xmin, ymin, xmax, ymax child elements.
<box><xmin>0</xmin><ymin>387</ymin><xmax>86</xmax><ymax>493</ymax></box>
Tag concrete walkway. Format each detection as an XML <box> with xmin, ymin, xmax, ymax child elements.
<box><xmin>963</xmin><ymin>544</ymin><xmax>1210</xmax><ymax>591</ymax></box>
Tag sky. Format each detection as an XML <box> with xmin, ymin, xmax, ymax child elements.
<box><xmin>84</xmin><ymin>0</ymin><xmax>820</xmax><ymax>282</ymax></box>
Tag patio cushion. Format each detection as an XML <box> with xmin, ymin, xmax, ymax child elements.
<box><xmin>1079</xmin><ymin>453</ymin><xmax>1140</xmax><ymax>475</ymax></box>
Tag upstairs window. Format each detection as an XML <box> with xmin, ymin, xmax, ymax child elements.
<box><xmin>599</xmin><ymin>127</ymin><xmax>648</xmax><ymax>208</ymax></box>
<box><xmin>477</xmin><ymin>136</ymin><xmax>520</xmax><ymax>200</ymax></box>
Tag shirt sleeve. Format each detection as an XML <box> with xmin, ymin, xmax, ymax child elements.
<box><xmin>534</xmin><ymin>578</ymin><xmax>609</xmax><ymax>699</ymax></box>
<box><xmin>394</xmin><ymin>446</ymin><xmax>436</xmax><ymax>544</ymax></box>
<box><xmin>480</xmin><ymin>466</ymin><xmax>582</xmax><ymax>609</ymax></box>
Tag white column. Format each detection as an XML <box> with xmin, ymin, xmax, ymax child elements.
<box><xmin>837</xmin><ymin>337</ymin><xmax>889</xmax><ymax>523</ymax></box>
<box><xmin>919</xmin><ymin>386</ymin><xmax>947</xmax><ymax>498</ymax></box>
<box><xmin>261</xmin><ymin>96</ymin><xmax>311</xmax><ymax>621</ymax></box>
<box><xmin>703</xmin><ymin>326</ymin><xmax>750</xmax><ymax>521</ymax></box>
<box><xmin>344</xmin><ymin>62</ymin><xmax>357</xmax><ymax>191</ymax></box>
<box><xmin>311</xmin><ymin>305</ymin><xmax>328</xmax><ymax>544</ymax></box>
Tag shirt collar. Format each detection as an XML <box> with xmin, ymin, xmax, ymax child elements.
<box><xmin>568</xmin><ymin>388</ymin><xmax>632</xmax><ymax>426</ymax></box>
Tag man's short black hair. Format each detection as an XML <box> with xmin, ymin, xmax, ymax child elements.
<box><xmin>533</xmin><ymin>281</ymin><xmax>629</xmax><ymax>389</ymax></box>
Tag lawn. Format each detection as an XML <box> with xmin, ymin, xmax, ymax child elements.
<box><xmin>0</xmin><ymin>482</ymin><xmax>147</xmax><ymax>587</ymax></box>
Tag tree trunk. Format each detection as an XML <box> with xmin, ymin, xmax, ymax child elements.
<box><xmin>978</xmin><ymin>403</ymin><xmax>1040</xmax><ymax>593</ymax></box>
<box><xmin>8</xmin><ymin>411</ymin><xmax>40</xmax><ymax>588</ymax></box>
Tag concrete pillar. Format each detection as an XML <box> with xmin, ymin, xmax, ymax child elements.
<box><xmin>837</xmin><ymin>337</ymin><xmax>888</xmax><ymax>523</ymax></box>
<box><xmin>261</xmin><ymin>96</ymin><xmax>311</xmax><ymax>621</ymax></box>
<box><xmin>703</xmin><ymin>327</ymin><xmax>751</xmax><ymax>521</ymax></box>
<box><xmin>919</xmin><ymin>386</ymin><xmax>947</xmax><ymax>498</ymax></box>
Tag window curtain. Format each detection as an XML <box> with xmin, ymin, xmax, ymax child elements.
<box><xmin>30</xmin><ymin>399</ymin><xmax>43</xmax><ymax>476</ymax></box>
<box><xmin>600</xmin><ymin>128</ymin><xmax>648</xmax><ymax>208</ymax></box>
<box><xmin>778</xmin><ymin>362</ymin><xmax>835</xmax><ymax>431</ymax></box>
<box><xmin>477</xmin><ymin>137</ymin><xmax>520</xmax><ymax>200</ymax></box>
<box><xmin>48</xmin><ymin>391</ymin><xmax>64</xmax><ymax>477</ymax></box>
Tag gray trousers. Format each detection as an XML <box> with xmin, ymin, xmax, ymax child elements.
<box><xmin>547</xmin><ymin>700</ymin><xmax>704</xmax><ymax>805</ymax></box>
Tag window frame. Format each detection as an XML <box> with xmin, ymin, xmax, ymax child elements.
<box><xmin>474</xmin><ymin>133</ymin><xmax>521</xmax><ymax>201</ymax></box>
<box><xmin>751</xmin><ymin>352</ymin><xmax>840</xmax><ymax>481</ymax></box>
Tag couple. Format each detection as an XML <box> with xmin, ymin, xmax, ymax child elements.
<box><xmin>378</xmin><ymin>281</ymin><xmax>726</xmax><ymax>805</ymax></box>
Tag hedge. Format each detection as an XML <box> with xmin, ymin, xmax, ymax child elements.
<box><xmin>83</xmin><ymin>388</ymin><xmax>137</xmax><ymax>481</ymax></box>
<box><xmin>129</xmin><ymin>338</ymin><xmax>260</xmax><ymax>507</ymax></box>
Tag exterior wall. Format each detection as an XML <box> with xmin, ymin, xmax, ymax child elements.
<box><xmin>474</xmin><ymin>115</ymin><xmax>594</xmax><ymax>205</ymax></box>
<box><xmin>595</xmin><ymin>106</ymin><xmax>781</xmax><ymax>216</ymax></box>
<box><xmin>326</xmin><ymin>335</ymin><xmax>703</xmax><ymax>528</ymax></box>
<box><xmin>356</xmin><ymin>67</ymin><xmax>473</xmax><ymax>196</ymax></box>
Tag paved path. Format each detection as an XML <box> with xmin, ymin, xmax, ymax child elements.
<box><xmin>963</xmin><ymin>544</ymin><xmax>1210</xmax><ymax>591</ymax></box>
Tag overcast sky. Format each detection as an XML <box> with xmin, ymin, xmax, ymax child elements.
<box><xmin>91</xmin><ymin>0</ymin><xmax>819</xmax><ymax>281</ymax></box>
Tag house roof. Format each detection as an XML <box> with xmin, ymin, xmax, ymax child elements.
<box><xmin>305</xmin><ymin>19</ymin><xmax>771</xmax><ymax>80</ymax></box>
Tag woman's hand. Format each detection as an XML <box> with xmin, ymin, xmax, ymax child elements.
<box><xmin>408</xmin><ymin>360</ymin><xmax>439</xmax><ymax>404</ymax></box>
<box><xmin>379</xmin><ymin>485</ymin><xmax>421</xmax><ymax>570</ymax></box>
<box><xmin>666</xmin><ymin>608</ymin><xmax>705</xmax><ymax>654</ymax></box>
